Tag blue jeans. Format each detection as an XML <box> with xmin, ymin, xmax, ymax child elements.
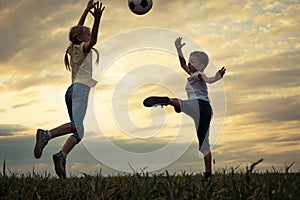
<box><xmin>65</xmin><ymin>83</ymin><xmax>90</xmax><ymax>142</ymax></box>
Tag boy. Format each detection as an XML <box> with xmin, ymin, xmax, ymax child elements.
<box><xmin>143</xmin><ymin>37</ymin><xmax>226</xmax><ymax>179</ymax></box>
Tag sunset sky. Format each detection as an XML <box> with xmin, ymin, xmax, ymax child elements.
<box><xmin>0</xmin><ymin>0</ymin><xmax>299</xmax><ymax>176</ymax></box>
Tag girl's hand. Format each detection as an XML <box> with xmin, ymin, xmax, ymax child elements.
<box><xmin>86</xmin><ymin>0</ymin><xmax>94</xmax><ymax>11</ymax></box>
<box><xmin>175</xmin><ymin>37</ymin><xmax>186</xmax><ymax>50</ymax></box>
<box><xmin>90</xmin><ymin>1</ymin><xmax>105</xmax><ymax>19</ymax></box>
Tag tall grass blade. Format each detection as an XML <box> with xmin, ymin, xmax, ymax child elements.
<box><xmin>3</xmin><ymin>159</ymin><xmax>5</xmax><ymax>177</ymax></box>
<box><xmin>247</xmin><ymin>158</ymin><xmax>263</xmax><ymax>173</ymax></box>
<box><xmin>285</xmin><ymin>161</ymin><xmax>296</xmax><ymax>173</ymax></box>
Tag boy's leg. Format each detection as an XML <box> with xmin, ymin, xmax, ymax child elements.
<box><xmin>195</xmin><ymin>100</ymin><xmax>212</xmax><ymax>178</ymax></box>
<box><xmin>204</xmin><ymin>151</ymin><xmax>212</xmax><ymax>173</ymax></box>
<box><xmin>203</xmin><ymin>151</ymin><xmax>212</xmax><ymax>180</ymax></box>
<box><xmin>169</xmin><ymin>98</ymin><xmax>181</xmax><ymax>113</ymax></box>
<box><xmin>200</xmin><ymin>133</ymin><xmax>212</xmax><ymax>176</ymax></box>
<box><xmin>143</xmin><ymin>96</ymin><xmax>181</xmax><ymax>113</ymax></box>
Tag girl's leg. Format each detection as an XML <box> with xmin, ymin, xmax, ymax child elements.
<box><xmin>61</xmin><ymin>135</ymin><xmax>78</xmax><ymax>155</ymax></box>
<box><xmin>62</xmin><ymin>83</ymin><xmax>89</xmax><ymax>156</ymax></box>
<box><xmin>53</xmin><ymin>83</ymin><xmax>89</xmax><ymax>179</ymax></box>
<box><xmin>49</xmin><ymin>123</ymin><xmax>73</xmax><ymax>139</ymax></box>
<box><xmin>49</xmin><ymin>123</ymin><xmax>77</xmax><ymax>154</ymax></box>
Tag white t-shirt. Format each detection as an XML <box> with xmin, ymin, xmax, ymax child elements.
<box><xmin>68</xmin><ymin>43</ymin><xmax>97</xmax><ymax>88</ymax></box>
<box><xmin>185</xmin><ymin>71</ymin><xmax>209</xmax><ymax>101</ymax></box>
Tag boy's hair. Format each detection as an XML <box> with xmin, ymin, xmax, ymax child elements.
<box><xmin>64</xmin><ymin>25</ymin><xmax>99</xmax><ymax>71</ymax></box>
<box><xmin>190</xmin><ymin>51</ymin><xmax>209</xmax><ymax>67</ymax></box>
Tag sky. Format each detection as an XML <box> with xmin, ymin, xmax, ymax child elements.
<box><xmin>0</xmin><ymin>0</ymin><xmax>300</xmax><ymax>176</ymax></box>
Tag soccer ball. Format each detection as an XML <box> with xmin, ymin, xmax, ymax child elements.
<box><xmin>128</xmin><ymin>0</ymin><xmax>153</xmax><ymax>15</ymax></box>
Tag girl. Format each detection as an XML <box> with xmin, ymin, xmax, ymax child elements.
<box><xmin>34</xmin><ymin>0</ymin><xmax>105</xmax><ymax>179</ymax></box>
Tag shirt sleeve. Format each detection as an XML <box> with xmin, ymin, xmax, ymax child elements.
<box><xmin>191</xmin><ymin>71</ymin><xmax>205</xmax><ymax>81</ymax></box>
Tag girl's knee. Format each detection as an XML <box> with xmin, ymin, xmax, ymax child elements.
<box><xmin>71</xmin><ymin>133</ymin><xmax>82</xmax><ymax>143</ymax></box>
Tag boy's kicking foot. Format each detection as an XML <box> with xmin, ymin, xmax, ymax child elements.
<box><xmin>143</xmin><ymin>96</ymin><xmax>181</xmax><ymax>113</ymax></box>
<box><xmin>143</xmin><ymin>96</ymin><xmax>170</xmax><ymax>107</ymax></box>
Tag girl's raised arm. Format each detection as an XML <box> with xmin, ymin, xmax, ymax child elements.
<box><xmin>78</xmin><ymin>0</ymin><xmax>94</xmax><ymax>26</ymax></box>
<box><xmin>83</xmin><ymin>2</ymin><xmax>105</xmax><ymax>53</ymax></box>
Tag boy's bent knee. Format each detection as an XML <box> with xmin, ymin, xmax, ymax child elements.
<box><xmin>170</xmin><ymin>98</ymin><xmax>182</xmax><ymax>113</ymax></box>
<box><xmin>200</xmin><ymin>149</ymin><xmax>211</xmax><ymax>157</ymax></box>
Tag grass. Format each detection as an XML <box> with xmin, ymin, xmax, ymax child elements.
<box><xmin>1</xmin><ymin>160</ymin><xmax>299</xmax><ymax>199</ymax></box>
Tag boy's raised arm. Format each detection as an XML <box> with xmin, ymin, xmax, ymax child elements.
<box><xmin>78</xmin><ymin>0</ymin><xmax>94</xmax><ymax>26</ymax></box>
<box><xmin>175</xmin><ymin>37</ymin><xmax>190</xmax><ymax>75</ymax></box>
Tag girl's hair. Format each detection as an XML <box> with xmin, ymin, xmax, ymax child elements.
<box><xmin>64</xmin><ymin>25</ymin><xmax>99</xmax><ymax>70</ymax></box>
<box><xmin>190</xmin><ymin>51</ymin><xmax>209</xmax><ymax>67</ymax></box>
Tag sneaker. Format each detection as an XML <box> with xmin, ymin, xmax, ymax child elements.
<box><xmin>204</xmin><ymin>171</ymin><xmax>212</xmax><ymax>181</ymax></box>
<box><xmin>34</xmin><ymin>129</ymin><xmax>49</xmax><ymax>159</ymax></box>
<box><xmin>53</xmin><ymin>151</ymin><xmax>66</xmax><ymax>179</ymax></box>
<box><xmin>143</xmin><ymin>96</ymin><xmax>170</xmax><ymax>107</ymax></box>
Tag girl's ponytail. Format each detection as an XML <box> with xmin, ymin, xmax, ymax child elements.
<box><xmin>64</xmin><ymin>48</ymin><xmax>71</xmax><ymax>71</ymax></box>
<box><xmin>92</xmin><ymin>48</ymin><xmax>99</xmax><ymax>65</ymax></box>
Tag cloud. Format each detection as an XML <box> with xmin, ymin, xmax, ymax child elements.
<box><xmin>0</xmin><ymin>129</ymin><xmax>299</xmax><ymax>175</ymax></box>
<box><xmin>0</xmin><ymin>124</ymin><xmax>28</xmax><ymax>136</ymax></box>
<box><xmin>213</xmin><ymin>136</ymin><xmax>300</xmax><ymax>171</ymax></box>
<box><xmin>222</xmin><ymin>49</ymin><xmax>300</xmax><ymax>123</ymax></box>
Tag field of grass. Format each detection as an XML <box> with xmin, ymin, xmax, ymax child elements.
<box><xmin>1</xmin><ymin>167</ymin><xmax>299</xmax><ymax>200</ymax></box>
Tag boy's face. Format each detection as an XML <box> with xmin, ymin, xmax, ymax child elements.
<box><xmin>187</xmin><ymin>63</ymin><xmax>197</xmax><ymax>73</ymax></box>
<box><xmin>188</xmin><ymin>55</ymin><xmax>204</xmax><ymax>73</ymax></box>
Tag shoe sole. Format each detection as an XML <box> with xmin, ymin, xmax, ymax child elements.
<box><xmin>53</xmin><ymin>154</ymin><xmax>66</xmax><ymax>179</ymax></box>
<box><xmin>34</xmin><ymin>129</ymin><xmax>43</xmax><ymax>159</ymax></box>
<box><xmin>143</xmin><ymin>96</ymin><xmax>170</xmax><ymax>107</ymax></box>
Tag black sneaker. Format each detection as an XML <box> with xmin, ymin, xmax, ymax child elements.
<box><xmin>143</xmin><ymin>96</ymin><xmax>170</xmax><ymax>107</ymax></box>
<box><xmin>34</xmin><ymin>129</ymin><xmax>49</xmax><ymax>159</ymax></box>
<box><xmin>204</xmin><ymin>171</ymin><xmax>212</xmax><ymax>181</ymax></box>
<box><xmin>53</xmin><ymin>151</ymin><xmax>66</xmax><ymax>179</ymax></box>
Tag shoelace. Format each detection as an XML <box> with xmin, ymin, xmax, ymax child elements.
<box><xmin>41</xmin><ymin>131</ymin><xmax>49</xmax><ymax>146</ymax></box>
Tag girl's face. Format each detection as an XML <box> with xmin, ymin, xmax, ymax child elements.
<box><xmin>78</xmin><ymin>28</ymin><xmax>91</xmax><ymax>42</ymax></box>
<box><xmin>188</xmin><ymin>55</ymin><xmax>203</xmax><ymax>73</ymax></box>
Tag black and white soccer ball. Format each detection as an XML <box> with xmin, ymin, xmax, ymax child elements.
<box><xmin>128</xmin><ymin>0</ymin><xmax>153</xmax><ymax>15</ymax></box>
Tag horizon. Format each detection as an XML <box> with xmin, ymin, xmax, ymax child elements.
<box><xmin>0</xmin><ymin>0</ymin><xmax>299</xmax><ymax>176</ymax></box>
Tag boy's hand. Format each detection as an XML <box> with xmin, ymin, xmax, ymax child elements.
<box><xmin>175</xmin><ymin>37</ymin><xmax>186</xmax><ymax>50</ymax></box>
<box><xmin>90</xmin><ymin>1</ymin><xmax>105</xmax><ymax>19</ymax></box>
<box><xmin>218</xmin><ymin>66</ymin><xmax>226</xmax><ymax>77</ymax></box>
